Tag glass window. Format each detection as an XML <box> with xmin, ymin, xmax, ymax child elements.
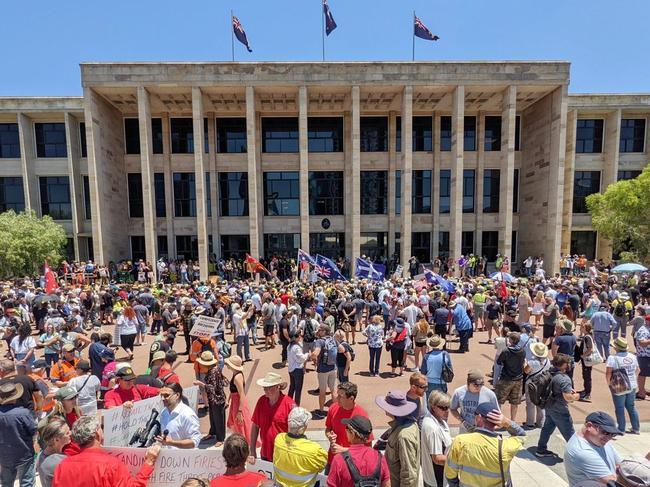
<box><xmin>176</xmin><ymin>235</ymin><xmax>199</xmax><ymax>261</ymax></box>
<box><xmin>570</xmin><ymin>231</ymin><xmax>597</xmax><ymax>260</ymax></box>
<box><xmin>64</xmin><ymin>238</ymin><xmax>75</xmax><ymax>263</ymax></box>
<box><xmin>309</xmin><ymin>232</ymin><xmax>345</xmax><ymax>260</ymax></box>
<box><xmin>361</xmin><ymin>171</ymin><xmax>388</xmax><ymax>215</ymax></box>
<box><xmin>79</xmin><ymin>122</ymin><xmax>87</xmax><ymax>158</ymax></box>
<box><xmin>463</xmin><ymin>169</ymin><xmax>475</xmax><ymax>213</ymax></box>
<box><xmin>412</xmin><ymin>170</ymin><xmax>432</xmax><ymax>214</ymax></box>
<box><xmin>464</xmin><ymin>116</ymin><xmax>476</xmax><ymax>151</ymax></box>
<box><xmin>309</xmin><ymin>171</ymin><xmax>344</xmax><ymax>215</ymax></box>
<box><xmin>515</xmin><ymin>116</ymin><xmax>521</xmax><ymax>151</ymax></box>
<box><xmin>152</xmin><ymin>118</ymin><xmax>163</xmax><ymax>154</ymax></box>
<box><xmin>573</xmin><ymin>171</ymin><xmax>600</xmax><ymax>213</ymax></box>
<box><xmin>411</xmin><ymin>232</ymin><xmax>431</xmax><ymax>263</ymax></box>
<box><xmin>0</xmin><ymin>123</ymin><xmax>20</xmax><ymax>158</ymax></box>
<box><xmin>130</xmin><ymin>236</ymin><xmax>146</xmax><ymax>261</ymax></box>
<box><xmin>360</xmin><ymin>232</ymin><xmax>387</xmax><ymax>259</ymax></box>
<box><xmin>39</xmin><ymin>176</ymin><xmax>71</xmax><ymax>220</ymax></box>
<box><xmin>205</xmin><ymin>172</ymin><xmax>211</xmax><ymax>217</ymax></box>
<box><xmin>221</xmin><ymin>234</ymin><xmax>250</xmax><ymax>260</ymax></box>
<box><xmin>440</xmin><ymin>116</ymin><xmax>451</xmax><ymax>151</ymax></box>
<box><xmin>484</xmin><ymin>116</ymin><xmax>502</xmax><ymax>151</ymax></box>
<box><xmin>82</xmin><ymin>175</ymin><xmax>91</xmax><ymax>219</ymax></box>
<box><xmin>395</xmin><ymin>170</ymin><xmax>401</xmax><ymax>215</ymax></box>
<box><xmin>154</xmin><ymin>173</ymin><xmax>166</xmax><ymax>217</ymax></box>
<box><xmin>617</xmin><ymin>170</ymin><xmax>641</xmax><ymax>181</ymax></box>
<box><xmin>219</xmin><ymin>172</ymin><xmax>249</xmax><ymax>217</ymax></box>
<box><xmin>170</xmin><ymin>118</ymin><xmax>194</xmax><ymax>154</ymax></box>
<box><xmin>124</xmin><ymin>118</ymin><xmax>140</xmax><ymax>155</ymax></box>
<box><xmin>264</xmin><ymin>233</ymin><xmax>300</xmax><ymax>258</ymax></box>
<box><xmin>576</xmin><ymin>119</ymin><xmax>603</xmax><ymax>153</ymax></box>
<box><xmin>513</xmin><ymin>169</ymin><xmax>519</xmax><ymax>213</ymax></box>
<box><xmin>0</xmin><ymin>177</ymin><xmax>25</xmax><ymax>213</ymax></box>
<box><xmin>217</xmin><ymin>118</ymin><xmax>247</xmax><ymax>153</ymax></box>
<box><xmin>360</xmin><ymin>117</ymin><xmax>388</xmax><ymax>152</ymax></box>
<box><xmin>127</xmin><ymin>173</ymin><xmax>143</xmax><ymax>218</ymax></box>
<box><xmin>395</xmin><ymin>232</ymin><xmax>401</xmax><ymax>261</ymax></box>
<box><xmin>203</xmin><ymin>118</ymin><xmax>209</xmax><ymax>154</ymax></box>
<box><xmin>462</xmin><ymin>231</ymin><xmax>474</xmax><ymax>256</ymax></box>
<box><xmin>511</xmin><ymin>231</ymin><xmax>518</xmax><ymax>262</ymax></box>
<box><xmin>396</xmin><ymin>116</ymin><xmax>432</xmax><ymax>152</ymax></box>
<box><xmin>308</xmin><ymin>117</ymin><xmax>343</xmax><ymax>152</ymax></box>
<box><xmin>439</xmin><ymin>169</ymin><xmax>450</xmax><ymax>214</ymax></box>
<box><xmin>264</xmin><ymin>172</ymin><xmax>299</xmax><ymax>216</ymax></box>
<box><xmin>262</xmin><ymin>117</ymin><xmax>299</xmax><ymax>153</ymax></box>
<box><xmin>173</xmin><ymin>172</ymin><xmax>196</xmax><ymax>217</ymax></box>
<box><xmin>481</xmin><ymin>231</ymin><xmax>499</xmax><ymax>262</ymax></box>
<box><xmin>438</xmin><ymin>231</ymin><xmax>450</xmax><ymax>259</ymax></box>
<box><xmin>483</xmin><ymin>169</ymin><xmax>500</xmax><ymax>213</ymax></box>
<box><xmin>35</xmin><ymin>123</ymin><xmax>67</xmax><ymax>158</ymax></box>
<box><xmin>157</xmin><ymin>235</ymin><xmax>168</xmax><ymax>259</ymax></box>
<box><xmin>620</xmin><ymin>119</ymin><xmax>645</xmax><ymax>153</ymax></box>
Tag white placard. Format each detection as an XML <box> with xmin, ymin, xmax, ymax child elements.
<box><xmin>189</xmin><ymin>315</ymin><xmax>222</xmax><ymax>338</ymax></box>
<box><xmin>392</xmin><ymin>265</ymin><xmax>404</xmax><ymax>280</ymax></box>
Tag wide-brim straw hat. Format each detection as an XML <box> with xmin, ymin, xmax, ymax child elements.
<box><xmin>530</xmin><ymin>342</ymin><xmax>549</xmax><ymax>359</ymax></box>
<box><xmin>196</xmin><ymin>351</ymin><xmax>218</xmax><ymax>366</ymax></box>
<box><xmin>256</xmin><ymin>372</ymin><xmax>285</xmax><ymax>388</ymax></box>
<box><xmin>428</xmin><ymin>336</ymin><xmax>446</xmax><ymax>350</ymax></box>
<box><xmin>611</xmin><ymin>337</ymin><xmax>629</xmax><ymax>351</ymax></box>
<box><xmin>224</xmin><ymin>355</ymin><xmax>244</xmax><ymax>372</ymax></box>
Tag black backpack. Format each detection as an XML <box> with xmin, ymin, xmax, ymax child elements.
<box><xmin>303</xmin><ymin>319</ymin><xmax>316</xmax><ymax>343</ymax></box>
<box><xmin>527</xmin><ymin>368</ymin><xmax>554</xmax><ymax>408</ymax></box>
<box><xmin>614</xmin><ymin>302</ymin><xmax>626</xmax><ymax>317</ymax></box>
<box><xmin>342</xmin><ymin>450</ymin><xmax>382</xmax><ymax>487</ymax></box>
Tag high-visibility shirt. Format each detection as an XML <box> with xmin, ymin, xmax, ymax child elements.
<box><xmin>50</xmin><ymin>359</ymin><xmax>79</xmax><ymax>383</ymax></box>
<box><xmin>272</xmin><ymin>433</ymin><xmax>327</xmax><ymax>487</ymax></box>
<box><xmin>445</xmin><ymin>429</ymin><xmax>524</xmax><ymax>487</ymax></box>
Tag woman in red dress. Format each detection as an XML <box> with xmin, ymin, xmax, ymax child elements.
<box><xmin>224</xmin><ymin>355</ymin><xmax>259</xmax><ymax>448</ymax></box>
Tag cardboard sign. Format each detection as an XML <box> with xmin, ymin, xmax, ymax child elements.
<box><xmin>189</xmin><ymin>315</ymin><xmax>222</xmax><ymax>338</ymax></box>
<box><xmin>392</xmin><ymin>264</ymin><xmax>404</xmax><ymax>280</ymax></box>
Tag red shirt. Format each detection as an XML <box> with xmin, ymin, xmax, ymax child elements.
<box><xmin>157</xmin><ymin>366</ymin><xmax>180</xmax><ymax>384</ymax></box>
<box><xmin>210</xmin><ymin>471</ymin><xmax>266</xmax><ymax>487</ymax></box>
<box><xmin>325</xmin><ymin>403</ymin><xmax>372</xmax><ymax>464</ymax></box>
<box><xmin>53</xmin><ymin>447</ymin><xmax>154</xmax><ymax>487</ymax></box>
<box><xmin>103</xmin><ymin>384</ymin><xmax>160</xmax><ymax>408</ymax></box>
<box><xmin>327</xmin><ymin>444</ymin><xmax>389</xmax><ymax>487</ymax></box>
<box><xmin>251</xmin><ymin>393</ymin><xmax>295</xmax><ymax>461</ymax></box>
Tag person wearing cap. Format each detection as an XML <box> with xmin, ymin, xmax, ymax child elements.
<box><xmin>612</xmin><ymin>292</ymin><xmax>634</xmax><ymax>338</ymax></box>
<box><xmin>445</xmin><ymin>402</ymin><xmax>525</xmax><ymax>487</ymax></box>
<box><xmin>523</xmin><ymin>342</ymin><xmax>551</xmax><ymax>429</ymax></box>
<box><xmin>103</xmin><ymin>366</ymin><xmax>160</xmax><ymax>409</ymax></box>
<box><xmin>27</xmin><ymin>359</ymin><xmax>55</xmax><ymax>414</ymax></box>
<box><xmin>272</xmin><ymin>406</ymin><xmax>327</xmax><ymax>487</ymax></box>
<box><xmin>564</xmin><ymin>411</ymin><xmax>623</xmax><ymax>486</ymax></box>
<box><xmin>450</xmin><ymin>369</ymin><xmax>499</xmax><ymax>433</ymax></box>
<box><xmin>50</xmin><ymin>343</ymin><xmax>80</xmax><ymax>387</ymax></box>
<box><xmin>327</xmin><ymin>414</ymin><xmax>390</xmax><ymax>487</ymax></box>
<box><xmin>591</xmin><ymin>303</ymin><xmax>617</xmax><ymax>360</ymax></box>
<box><xmin>194</xmin><ymin>351</ymin><xmax>227</xmax><ymax>446</ymax></box>
<box><xmin>67</xmin><ymin>360</ymin><xmax>101</xmax><ymax>416</ymax></box>
<box><xmin>606</xmin><ymin>337</ymin><xmax>640</xmax><ymax>434</ymax></box>
<box><xmin>88</xmin><ymin>332</ymin><xmax>112</xmax><ymax>380</ymax></box>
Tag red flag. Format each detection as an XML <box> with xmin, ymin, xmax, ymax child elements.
<box><xmin>499</xmin><ymin>279</ymin><xmax>508</xmax><ymax>299</ymax></box>
<box><xmin>245</xmin><ymin>254</ymin><xmax>272</xmax><ymax>277</ymax></box>
<box><xmin>44</xmin><ymin>261</ymin><xmax>58</xmax><ymax>294</ymax></box>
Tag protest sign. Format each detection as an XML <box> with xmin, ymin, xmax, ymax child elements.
<box><xmin>189</xmin><ymin>315</ymin><xmax>221</xmax><ymax>338</ymax></box>
<box><xmin>392</xmin><ymin>264</ymin><xmax>403</xmax><ymax>280</ymax></box>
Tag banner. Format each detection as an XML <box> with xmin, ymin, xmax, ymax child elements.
<box><xmin>103</xmin><ymin>386</ymin><xmax>199</xmax><ymax>447</ymax></box>
<box><xmin>392</xmin><ymin>265</ymin><xmax>404</xmax><ymax>280</ymax></box>
<box><xmin>189</xmin><ymin>316</ymin><xmax>222</xmax><ymax>338</ymax></box>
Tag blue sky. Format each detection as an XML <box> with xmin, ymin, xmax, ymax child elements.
<box><xmin>1</xmin><ymin>0</ymin><xmax>648</xmax><ymax>96</ymax></box>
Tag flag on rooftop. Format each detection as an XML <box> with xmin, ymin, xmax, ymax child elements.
<box><xmin>232</xmin><ymin>15</ymin><xmax>253</xmax><ymax>52</ymax></box>
<box><xmin>323</xmin><ymin>0</ymin><xmax>337</xmax><ymax>36</ymax></box>
<box><xmin>355</xmin><ymin>257</ymin><xmax>386</xmax><ymax>281</ymax></box>
<box><xmin>414</xmin><ymin>15</ymin><xmax>439</xmax><ymax>41</ymax></box>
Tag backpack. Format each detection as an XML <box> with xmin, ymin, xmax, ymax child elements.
<box><xmin>614</xmin><ymin>302</ymin><xmax>626</xmax><ymax>317</ymax></box>
<box><xmin>303</xmin><ymin>319</ymin><xmax>316</xmax><ymax>343</ymax></box>
<box><xmin>526</xmin><ymin>369</ymin><xmax>553</xmax><ymax>408</ymax></box>
<box><xmin>344</xmin><ymin>341</ymin><xmax>356</xmax><ymax>362</ymax></box>
<box><xmin>342</xmin><ymin>450</ymin><xmax>382</xmax><ymax>487</ymax></box>
<box><xmin>609</xmin><ymin>356</ymin><xmax>632</xmax><ymax>395</ymax></box>
<box><xmin>200</xmin><ymin>339</ymin><xmax>214</xmax><ymax>354</ymax></box>
<box><xmin>441</xmin><ymin>351</ymin><xmax>454</xmax><ymax>383</ymax></box>
<box><xmin>219</xmin><ymin>341</ymin><xmax>232</xmax><ymax>359</ymax></box>
<box><xmin>322</xmin><ymin>337</ymin><xmax>338</xmax><ymax>367</ymax></box>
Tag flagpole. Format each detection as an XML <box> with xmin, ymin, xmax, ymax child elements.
<box><xmin>321</xmin><ymin>1</ymin><xmax>325</xmax><ymax>61</ymax></box>
<box><xmin>231</xmin><ymin>10</ymin><xmax>235</xmax><ymax>62</ymax></box>
<box><xmin>412</xmin><ymin>11</ymin><xmax>415</xmax><ymax>61</ymax></box>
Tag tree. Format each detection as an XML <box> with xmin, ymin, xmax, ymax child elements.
<box><xmin>0</xmin><ymin>210</ymin><xmax>68</xmax><ymax>278</ymax></box>
<box><xmin>586</xmin><ymin>166</ymin><xmax>650</xmax><ymax>263</ymax></box>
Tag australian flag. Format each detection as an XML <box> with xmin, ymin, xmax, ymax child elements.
<box><xmin>297</xmin><ymin>249</ymin><xmax>316</xmax><ymax>270</ymax></box>
<box><xmin>424</xmin><ymin>269</ymin><xmax>455</xmax><ymax>294</ymax></box>
<box><xmin>414</xmin><ymin>15</ymin><xmax>439</xmax><ymax>41</ymax></box>
<box><xmin>315</xmin><ymin>254</ymin><xmax>347</xmax><ymax>281</ymax></box>
<box><xmin>232</xmin><ymin>15</ymin><xmax>252</xmax><ymax>52</ymax></box>
<box><xmin>355</xmin><ymin>257</ymin><xmax>386</xmax><ymax>281</ymax></box>
<box><xmin>323</xmin><ymin>0</ymin><xmax>337</xmax><ymax>36</ymax></box>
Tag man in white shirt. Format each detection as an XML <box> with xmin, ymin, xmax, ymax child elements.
<box><xmin>67</xmin><ymin>360</ymin><xmax>101</xmax><ymax>416</ymax></box>
<box><xmin>403</xmin><ymin>299</ymin><xmax>423</xmax><ymax>326</ymax></box>
<box><xmin>155</xmin><ymin>383</ymin><xmax>201</xmax><ymax>449</ymax></box>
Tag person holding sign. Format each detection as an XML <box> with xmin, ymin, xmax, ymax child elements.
<box><xmin>155</xmin><ymin>382</ymin><xmax>201</xmax><ymax>449</ymax></box>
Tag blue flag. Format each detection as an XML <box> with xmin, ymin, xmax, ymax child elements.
<box><xmin>424</xmin><ymin>269</ymin><xmax>455</xmax><ymax>294</ymax></box>
<box><xmin>355</xmin><ymin>257</ymin><xmax>386</xmax><ymax>281</ymax></box>
<box><xmin>315</xmin><ymin>254</ymin><xmax>347</xmax><ymax>281</ymax></box>
<box><xmin>414</xmin><ymin>15</ymin><xmax>439</xmax><ymax>41</ymax></box>
<box><xmin>232</xmin><ymin>15</ymin><xmax>253</xmax><ymax>52</ymax></box>
<box><xmin>323</xmin><ymin>0</ymin><xmax>337</xmax><ymax>36</ymax></box>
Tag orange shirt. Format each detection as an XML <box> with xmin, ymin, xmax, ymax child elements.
<box><xmin>50</xmin><ymin>359</ymin><xmax>79</xmax><ymax>383</ymax></box>
<box><xmin>189</xmin><ymin>338</ymin><xmax>216</xmax><ymax>363</ymax></box>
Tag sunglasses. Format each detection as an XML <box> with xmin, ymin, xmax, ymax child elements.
<box><xmin>596</xmin><ymin>426</ymin><xmax>616</xmax><ymax>438</ymax></box>
<box><xmin>414</xmin><ymin>384</ymin><xmax>427</xmax><ymax>390</ymax></box>
<box><xmin>435</xmin><ymin>405</ymin><xmax>450</xmax><ymax>411</ymax></box>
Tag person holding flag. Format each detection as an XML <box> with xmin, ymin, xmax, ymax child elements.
<box><xmin>314</xmin><ymin>255</ymin><xmax>347</xmax><ymax>281</ymax></box>
<box><xmin>245</xmin><ymin>254</ymin><xmax>272</xmax><ymax>279</ymax></box>
<box><xmin>355</xmin><ymin>257</ymin><xmax>386</xmax><ymax>281</ymax></box>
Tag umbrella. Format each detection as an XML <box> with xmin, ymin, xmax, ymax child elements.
<box><xmin>611</xmin><ymin>263</ymin><xmax>648</xmax><ymax>273</ymax></box>
<box><xmin>32</xmin><ymin>294</ymin><xmax>60</xmax><ymax>306</ymax></box>
<box><xmin>489</xmin><ymin>272</ymin><xmax>514</xmax><ymax>282</ymax></box>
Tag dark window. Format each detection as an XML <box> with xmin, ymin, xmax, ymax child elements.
<box><xmin>79</xmin><ymin>122</ymin><xmax>87</xmax><ymax>158</ymax></box>
<box><xmin>39</xmin><ymin>176</ymin><xmax>71</xmax><ymax>220</ymax></box>
<box><xmin>309</xmin><ymin>232</ymin><xmax>345</xmax><ymax>260</ymax></box>
<box><xmin>511</xmin><ymin>231</ymin><xmax>518</xmax><ymax>262</ymax></box>
<box><xmin>264</xmin><ymin>233</ymin><xmax>300</xmax><ymax>258</ymax></box>
<box><xmin>87</xmin><ymin>237</ymin><xmax>94</xmax><ymax>261</ymax></box>
<box><xmin>483</xmin><ymin>169</ymin><xmax>500</xmax><ymax>213</ymax></box>
<box><xmin>462</xmin><ymin>231</ymin><xmax>474</xmax><ymax>256</ymax></box>
<box><xmin>361</xmin><ymin>171</ymin><xmax>388</xmax><ymax>215</ymax></box>
<box><xmin>309</xmin><ymin>171</ymin><xmax>344</xmax><ymax>215</ymax></box>
<box><xmin>395</xmin><ymin>232</ymin><xmax>401</xmax><ymax>260</ymax></box>
<box><xmin>219</xmin><ymin>172</ymin><xmax>249</xmax><ymax>217</ymax></box>
<box><xmin>154</xmin><ymin>173</ymin><xmax>166</xmax><ymax>217</ymax></box>
<box><xmin>513</xmin><ymin>169</ymin><xmax>519</xmax><ymax>213</ymax></box>
<box><xmin>463</xmin><ymin>169</ymin><xmax>475</xmax><ymax>213</ymax></box>
<box><xmin>617</xmin><ymin>170</ymin><xmax>642</xmax><ymax>181</ymax></box>
<box><xmin>464</xmin><ymin>116</ymin><xmax>476</xmax><ymax>151</ymax></box>
<box><xmin>170</xmin><ymin>118</ymin><xmax>194</xmax><ymax>154</ymax></box>
<box><xmin>157</xmin><ymin>235</ymin><xmax>168</xmax><ymax>259</ymax></box>
<box><xmin>262</xmin><ymin>117</ymin><xmax>299</xmax><ymax>153</ymax></box>
<box><xmin>360</xmin><ymin>117</ymin><xmax>388</xmax><ymax>152</ymax></box>
<box><xmin>484</xmin><ymin>116</ymin><xmax>502</xmax><ymax>151</ymax></box>
<box><xmin>438</xmin><ymin>232</ymin><xmax>450</xmax><ymax>259</ymax></box>
<box><xmin>620</xmin><ymin>119</ymin><xmax>645</xmax><ymax>153</ymax></box>
<box><xmin>0</xmin><ymin>123</ymin><xmax>20</xmax><ymax>158</ymax></box>
<box><xmin>411</xmin><ymin>232</ymin><xmax>431</xmax><ymax>263</ymax></box>
<box><xmin>576</xmin><ymin>119</ymin><xmax>603</xmax><ymax>153</ymax></box>
<box><xmin>264</xmin><ymin>172</ymin><xmax>299</xmax><ymax>216</ymax></box>
<box><xmin>173</xmin><ymin>172</ymin><xmax>196</xmax><ymax>217</ymax></box>
<box><xmin>515</xmin><ymin>116</ymin><xmax>521</xmax><ymax>151</ymax></box>
<box><xmin>131</xmin><ymin>236</ymin><xmax>146</xmax><ymax>261</ymax></box>
<box><xmin>176</xmin><ymin>235</ymin><xmax>199</xmax><ymax>261</ymax></box>
<box><xmin>205</xmin><ymin>172</ymin><xmax>211</xmax><ymax>217</ymax></box>
<box><xmin>440</xmin><ymin>169</ymin><xmax>450</xmax><ymax>214</ymax></box>
<box><xmin>360</xmin><ymin>232</ymin><xmax>387</xmax><ymax>259</ymax></box>
<box><xmin>204</xmin><ymin>118</ymin><xmax>209</xmax><ymax>154</ymax></box>
<box><xmin>440</xmin><ymin>116</ymin><xmax>451</xmax><ymax>151</ymax></box>
<box><xmin>35</xmin><ymin>123</ymin><xmax>67</xmax><ymax>158</ymax></box>
<box><xmin>0</xmin><ymin>177</ymin><xmax>25</xmax><ymax>213</ymax></box>
<box><xmin>221</xmin><ymin>234</ymin><xmax>250</xmax><ymax>260</ymax></box>
<box><xmin>124</xmin><ymin>118</ymin><xmax>140</xmax><ymax>155</ymax></box>
<box><xmin>481</xmin><ymin>231</ymin><xmax>499</xmax><ymax>262</ymax></box>
<box><xmin>395</xmin><ymin>170</ymin><xmax>401</xmax><ymax>215</ymax></box>
<box><xmin>396</xmin><ymin>116</ymin><xmax>432</xmax><ymax>152</ymax></box>
<box><xmin>573</xmin><ymin>171</ymin><xmax>600</xmax><ymax>213</ymax></box>
<box><xmin>570</xmin><ymin>231</ymin><xmax>597</xmax><ymax>261</ymax></box>
<box><xmin>127</xmin><ymin>173</ymin><xmax>143</xmax><ymax>218</ymax></box>
<box><xmin>152</xmin><ymin>118</ymin><xmax>163</xmax><ymax>154</ymax></box>
<box><xmin>217</xmin><ymin>118</ymin><xmax>247</xmax><ymax>153</ymax></box>
<box><xmin>308</xmin><ymin>117</ymin><xmax>343</xmax><ymax>152</ymax></box>
<box><xmin>64</xmin><ymin>238</ymin><xmax>75</xmax><ymax>263</ymax></box>
<box><xmin>82</xmin><ymin>175</ymin><xmax>91</xmax><ymax>219</ymax></box>
<box><xmin>412</xmin><ymin>170</ymin><xmax>432</xmax><ymax>214</ymax></box>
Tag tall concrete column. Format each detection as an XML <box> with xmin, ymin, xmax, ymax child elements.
<box><xmin>450</xmin><ymin>86</ymin><xmax>465</xmax><ymax>274</ymax></box>
<box><xmin>475</xmin><ymin>112</ymin><xmax>485</xmax><ymax>253</ymax></box>
<box><xmin>192</xmin><ymin>87</ymin><xmax>209</xmax><ymax>280</ymax></box>
<box><xmin>561</xmin><ymin>109</ymin><xmax>578</xmax><ymax>255</ymax></box>
<box><xmin>431</xmin><ymin>113</ymin><xmax>441</xmax><ymax>259</ymax></box>
<box><xmin>245</xmin><ymin>86</ymin><xmax>261</xmax><ymax>258</ymax></box>
<box><xmin>298</xmin><ymin>87</ymin><xmax>310</xmax><ymax>251</ymax></box>
<box><xmin>64</xmin><ymin>112</ymin><xmax>83</xmax><ymax>260</ymax></box>
<box><xmin>162</xmin><ymin>114</ymin><xmax>175</xmax><ymax>258</ymax></box>
<box><xmin>387</xmin><ymin>112</ymin><xmax>397</xmax><ymax>259</ymax></box>
<box><xmin>350</xmin><ymin>86</ymin><xmax>361</xmax><ymax>271</ymax></box>
<box><xmin>400</xmin><ymin>86</ymin><xmax>413</xmax><ymax>274</ymax></box>
<box><xmin>137</xmin><ymin>87</ymin><xmax>158</xmax><ymax>272</ymax></box>
<box><xmin>207</xmin><ymin>114</ymin><xmax>218</xmax><ymax>256</ymax></box>
<box><xmin>17</xmin><ymin>113</ymin><xmax>37</xmax><ymax>211</ymax></box>
<box><xmin>499</xmin><ymin>85</ymin><xmax>517</xmax><ymax>261</ymax></box>
<box><xmin>597</xmin><ymin>109</ymin><xmax>622</xmax><ymax>261</ymax></box>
